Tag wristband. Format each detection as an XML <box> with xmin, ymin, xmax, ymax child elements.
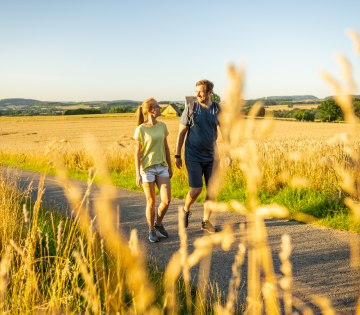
<box><xmin>175</xmin><ymin>155</ymin><xmax>181</xmax><ymax>159</ymax></box>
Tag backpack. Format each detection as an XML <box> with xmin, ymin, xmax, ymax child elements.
<box><xmin>186</xmin><ymin>101</ymin><xmax>220</xmax><ymax>127</ymax></box>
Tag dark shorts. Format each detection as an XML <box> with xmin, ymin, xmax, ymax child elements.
<box><xmin>185</xmin><ymin>160</ymin><xmax>214</xmax><ymax>188</ymax></box>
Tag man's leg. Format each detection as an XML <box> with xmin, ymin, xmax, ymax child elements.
<box><xmin>184</xmin><ymin>159</ymin><xmax>204</xmax><ymax>213</ymax></box>
<box><xmin>202</xmin><ymin>160</ymin><xmax>215</xmax><ymax>221</ymax></box>
<box><xmin>201</xmin><ymin>160</ymin><xmax>218</xmax><ymax>233</ymax></box>
<box><xmin>184</xmin><ymin>187</ymin><xmax>202</xmax><ymax>213</ymax></box>
<box><xmin>183</xmin><ymin>160</ymin><xmax>203</xmax><ymax>227</ymax></box>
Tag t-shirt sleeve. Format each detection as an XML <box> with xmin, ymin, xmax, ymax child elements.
<box><xmin>180</xmin><ymin>105</ymin><xmax>190</xmax><ymax>126</ymax></box>
<box><xmin>164</xmin><ymin>123</ymin><xmax>169</xmax><ymax>137</ymax></box>
<box><xmin>134</xmin><ymin>126</ymin><xmax>143</xmax><ymax>142</ymax></box>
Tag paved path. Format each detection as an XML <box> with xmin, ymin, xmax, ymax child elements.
<box><xmin>3</xmin><ymin>167</ymin><xmax>360</xmax><ymax>314</ymax></box>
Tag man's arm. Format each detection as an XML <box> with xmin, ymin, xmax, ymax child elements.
<box><xmin>175</xmin><ymin>124</ymin><xmax>188</xmax><ymax>169</ymax></box>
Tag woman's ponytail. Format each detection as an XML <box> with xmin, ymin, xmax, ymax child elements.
<box><xmin>136</xmin><ymin>105</ymin><xmax>144</xmax><ymax>126</ymax></box>
<box><xmin>135</xmin><ymin>98</ymin><xmax>158</xmax><ymax>126</ymax></box>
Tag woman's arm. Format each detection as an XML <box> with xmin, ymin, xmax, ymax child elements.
<box><xmin>164</xmin><ymin>137</ymin><xmax>173</xmax><ymax>179</ymax></box>
<box><xmin>134</xmin><ymin>140</ymin><xmax>142</xmax><ymax>186</ymax></box>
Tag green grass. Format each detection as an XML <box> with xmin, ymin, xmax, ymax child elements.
<box><xmin>10</xmin><ymin>195</ymin><xmax>207</xmax><ymax>314</ymax></box>
<box><xmin>1</xmin><ymin>153</ymin><xmax>358</xmax><ymax>233</ymax></box>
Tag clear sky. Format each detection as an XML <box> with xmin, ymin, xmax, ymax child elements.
<box><xmin>0</xmin><ymin>0</ymin><xmax>359</xmax><ymax>102</ymax></box>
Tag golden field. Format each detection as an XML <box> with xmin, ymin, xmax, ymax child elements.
<box><xmin>2</xmin><ymin>31</ymin><xmax>360</xmax><ymax>314</ymax></box>
<box><xmin>0</xmin><ymin>113</ymin><xmax>354</xmax><ymax>153</ymax></box>
<box><xmin>1</xmin><ymin>110</ymin><xmax>359</xmax><ymax>313</ymax></box>
<box><xmin>1</xmin><ymin>97</ymin><xmax>360</xmax><ymax>313</ymax></box>
<box><xmin>1</xmin><ymin>113</ymin><xmax>359</xmax><ymax>198</ymax></box>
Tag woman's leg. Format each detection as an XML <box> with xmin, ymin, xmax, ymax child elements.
<box><xmin>142</xmin><ymin>182</ymin><xmax>156</xmax><ymax>230</ymax></box>
<box><xmin>155</xmin><ymin>176</ymin><xmax>171</xmax><ymax>224</ymax></box>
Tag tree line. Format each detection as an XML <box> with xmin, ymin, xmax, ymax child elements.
<box><xmin>1</xmin><ymin>96</ymin><xmax>359</xmax><ymax>121</ymax></box>
<box><xmin>271</xmin><ymin>98</ymin><xmax>360</xmax><ymax>122</ymax></box>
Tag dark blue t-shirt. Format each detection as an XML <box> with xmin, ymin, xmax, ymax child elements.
<box><xmin>180</xmin><ymin>101</ymin><xmax>220</xmax><ymax>162</ymax></box>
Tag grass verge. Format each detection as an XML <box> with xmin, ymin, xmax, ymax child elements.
<box><xmin>1</xmin><ymin>153</ymin><xmax>358</xmax><ymax>233</ymax></box>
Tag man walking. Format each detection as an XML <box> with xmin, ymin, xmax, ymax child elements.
<box><xmin>175</xmin><ymin>79</ymin><xmax>228</xmax><ymax>233</ymax></box>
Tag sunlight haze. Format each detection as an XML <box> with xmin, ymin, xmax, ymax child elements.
<box><xmin>0</xmin><ymin>0</ymin><xmax>359</xmax><ymax>102</ymax></box>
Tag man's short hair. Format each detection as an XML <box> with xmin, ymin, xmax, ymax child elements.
<box><xmin>196</xmin><ymin>79</ymin><xmax>214</xmax><ymax>93</ymax></box>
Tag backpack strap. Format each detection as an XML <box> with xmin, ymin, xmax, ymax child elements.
<box><xmin>186</xmin><ymin>101</ymin><xmax>196</xmax><ymax>127</ymax></box>
<box><xmin>188</xmin><ymin>102</ymin><xmax>194</xmax><ymax>118</ymax></box>
<box><xmin>213</xmin><ymin>101</ymin><xmax>220</xmax><ymax>114</ymax></box>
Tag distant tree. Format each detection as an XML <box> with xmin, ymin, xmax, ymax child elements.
<box><xmin>64</xmin><ymin>108</ymin><xmax>101</xmax><ymax>115</ymax></box>
<box><xmin>316</xmin><ymin>98</ymin><xmax>343</xmax><ymax>122</ymax></box>
<box><xmin>108</xmin><ymin>106</ymin><xmax>132</xmax><ymax>113</ymax></box>
<box><xmin>211</xmin><ymin>92</ymin><xmax>221</xmax><ymax>104</ymax></box>
<box><xmin>244</xmin><ymin>105</ymin><xmax>265</xmax><ymax>117</ymax></box>
<box><xmin>273</xmin><ymin>110</ymin><xmax>293</xmax><ymax>119</ymax></box>
<box><xmin>354</xmin><ymin>98</ymin><xmax>360</xmax><ymax>118</ymax></box>
<box><xmin>303</xmin><ymin>110</ymin><xmax>316</xmax><ymax>121</ymax></box>
<box><xmin>294</xmin><ymin>109</ymin><xmax>304</xmax><ymax>121</ymax></box>
<box><xmin>176</xmin><ymin>104</ymin><xmax>185</xmax><ymax>112</ymax></box>
<box><xmin>257</xmin><ymin>105</ymin><xmax>266</xmax><ymax>117</ymax></box>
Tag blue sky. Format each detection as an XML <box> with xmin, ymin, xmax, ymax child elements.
<box><xmin>0</xmin><ymin>0</ymin><xmax>359</xmax><ymax>102</ymax></box>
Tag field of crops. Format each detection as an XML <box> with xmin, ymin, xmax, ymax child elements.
<box><xmin>0</xmin><ymin>113</ymin><xmax>353</xmax><ymax>153</ymax></box>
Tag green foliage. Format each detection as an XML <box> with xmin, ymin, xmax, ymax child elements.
<box><xmin>354</xmin><ymin>98</ymin><xmax>360</xmax><ymax>117</ymax></box>
<box><xmin>294</xmin><ymin>109</ymin><xmax>304</xmax><ymax>121</ymax></box>
<box><xmin>247</xmin><ymin>99</ymin><xmax>277</xmax><ymax>106</ymax></box>
<box><xmin>108</xmin><ymin>106</ymin><xmax>134</xmax><ymax>113</ymax></box>
<box><xmin>244</xmin><ymin>105</ymin><xmax>265</xmax><ymax>117</ymax></box>
<box><xmin>316</xmin><ymin>98</ymin><xmax>343</xmax><ymax>122</ymax></box>
<box><xmin>303</xmin><ymin>110</ymin><xmax>315</xmax><ymax>121</ymax></box>
<box><xmin>64</xmin><ymin>108</ymin><xmax>102</xmax><ymax>115</ymax></box>
<box><xmin>294</xmin><ymin>109</ymin><xmax>315</xmax><ymax>121</ymax></box>
<box><xmin>211</xmin><ymin>92</ymin><xmax>221</xmax><ymax>104</ymax></box>
<box><xmin>177</xmin><ymin>104</ymin><xmax>185</xmax><ymax>112</ymax></box>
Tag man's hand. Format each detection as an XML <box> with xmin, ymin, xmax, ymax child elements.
<box><xmin>175</xmin><ymin>157</ymin><xmax>182</xmax><ymax>169</ymax></box>
<box><xmin>168</xmin><ymin>167</ymin><xmax>173</xmax><ymax>179</ymax></box>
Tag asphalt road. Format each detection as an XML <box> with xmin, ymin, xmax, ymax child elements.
<box><xmin>3</xmin><ymin>167</ymin><xmax>360</xmax><ymax>314</ymax></box>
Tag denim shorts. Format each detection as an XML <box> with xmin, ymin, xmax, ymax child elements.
<box><xmin>141</xmin><ymin>164</ymin><xmax>169</xmax><ymax>183</ymax></box>
<box><xmin>185</xmin><ymin>160</ymin><xmax>213</xmax><ymax>188</ymax></box>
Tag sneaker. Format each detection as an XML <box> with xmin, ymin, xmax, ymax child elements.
<box><xmin>183</xmin><ymin>208</ymin><xmax>191</xmax><ymax>228</ymax></box>
<box><xmin>154</xmin><ymin>223</ymin><xmax>169</xmax><ymax>238</ymax></box>
<box><xmin>201</xmin><ymin>220</ymin><xmax>218</xmax><ymax>233</ymax></box>
<box><xmin>148</xmin><ymin>229</ymin><xmax>159</xmax><ymax>243</ymax></box>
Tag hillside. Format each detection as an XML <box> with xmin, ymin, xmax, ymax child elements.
<box><xmin>0</xmin><ymin>98</ymin><xmax>141</xmax><ymax>108</ymax></box>
<box><xmin>256</xmin><ymin>95</ymin><xmax>319</xmax><ymax>101</ymax></box>
<box><xmin>324</xmin><ymin>95</ymin><xmax>360</xmax><ymax>100</ymax></box>
<box><xmin>0</xmin><ymin>98</ymin><xmax>43</xmax><ymax>106</ymax></box>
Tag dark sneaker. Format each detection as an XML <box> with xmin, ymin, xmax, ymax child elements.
<box><xmin>154</xmin><ymin>223</ymin><xmax>169</xmax><ymax>238</ymax></box>
<box><xmin>183</xmin><ymin>208</ymin><xmax>191</xmax><ymax>228</ymax></box>
<box><xmin>148</xmin><ymin>229</ymin><xmax>159</xmax><ymax>243</ymax></box>
<box><xmin>201</xmin><ymin>220</ymin><xmax>218</xmax><ymax>233</ymax></box>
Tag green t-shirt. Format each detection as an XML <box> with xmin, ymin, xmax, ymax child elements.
<box><xmin>134</xmin><ymin>121</ymin><xmax>169</xmax><ymax>170</ymax></box>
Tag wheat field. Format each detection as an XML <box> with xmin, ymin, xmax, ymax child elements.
<box><xmin>0</xmin><ymin>30</ymin><xmax>359</xmax><ymax>315</ymax></box>
<box><xmin>0</xmin><ymin>114</ymin><xmax>354</xmax><ymax>152</ymax></box>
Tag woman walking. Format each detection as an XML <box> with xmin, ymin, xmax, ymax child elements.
<box><xmin>134</xmin><ymin>98</ymin><xmax>172</xmax><ymax>242</ymax></box>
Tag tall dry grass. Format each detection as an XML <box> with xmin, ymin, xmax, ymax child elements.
<box><xmin>0</xmin><ymin>30</ymin><xmax>359</xmax><ymax>314</ymax></box>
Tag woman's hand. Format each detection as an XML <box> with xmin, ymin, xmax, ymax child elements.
<box><xmin>136</xmin><ymin>173</ymin><xmax>142</xmax><ymax>186</ymax></box>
